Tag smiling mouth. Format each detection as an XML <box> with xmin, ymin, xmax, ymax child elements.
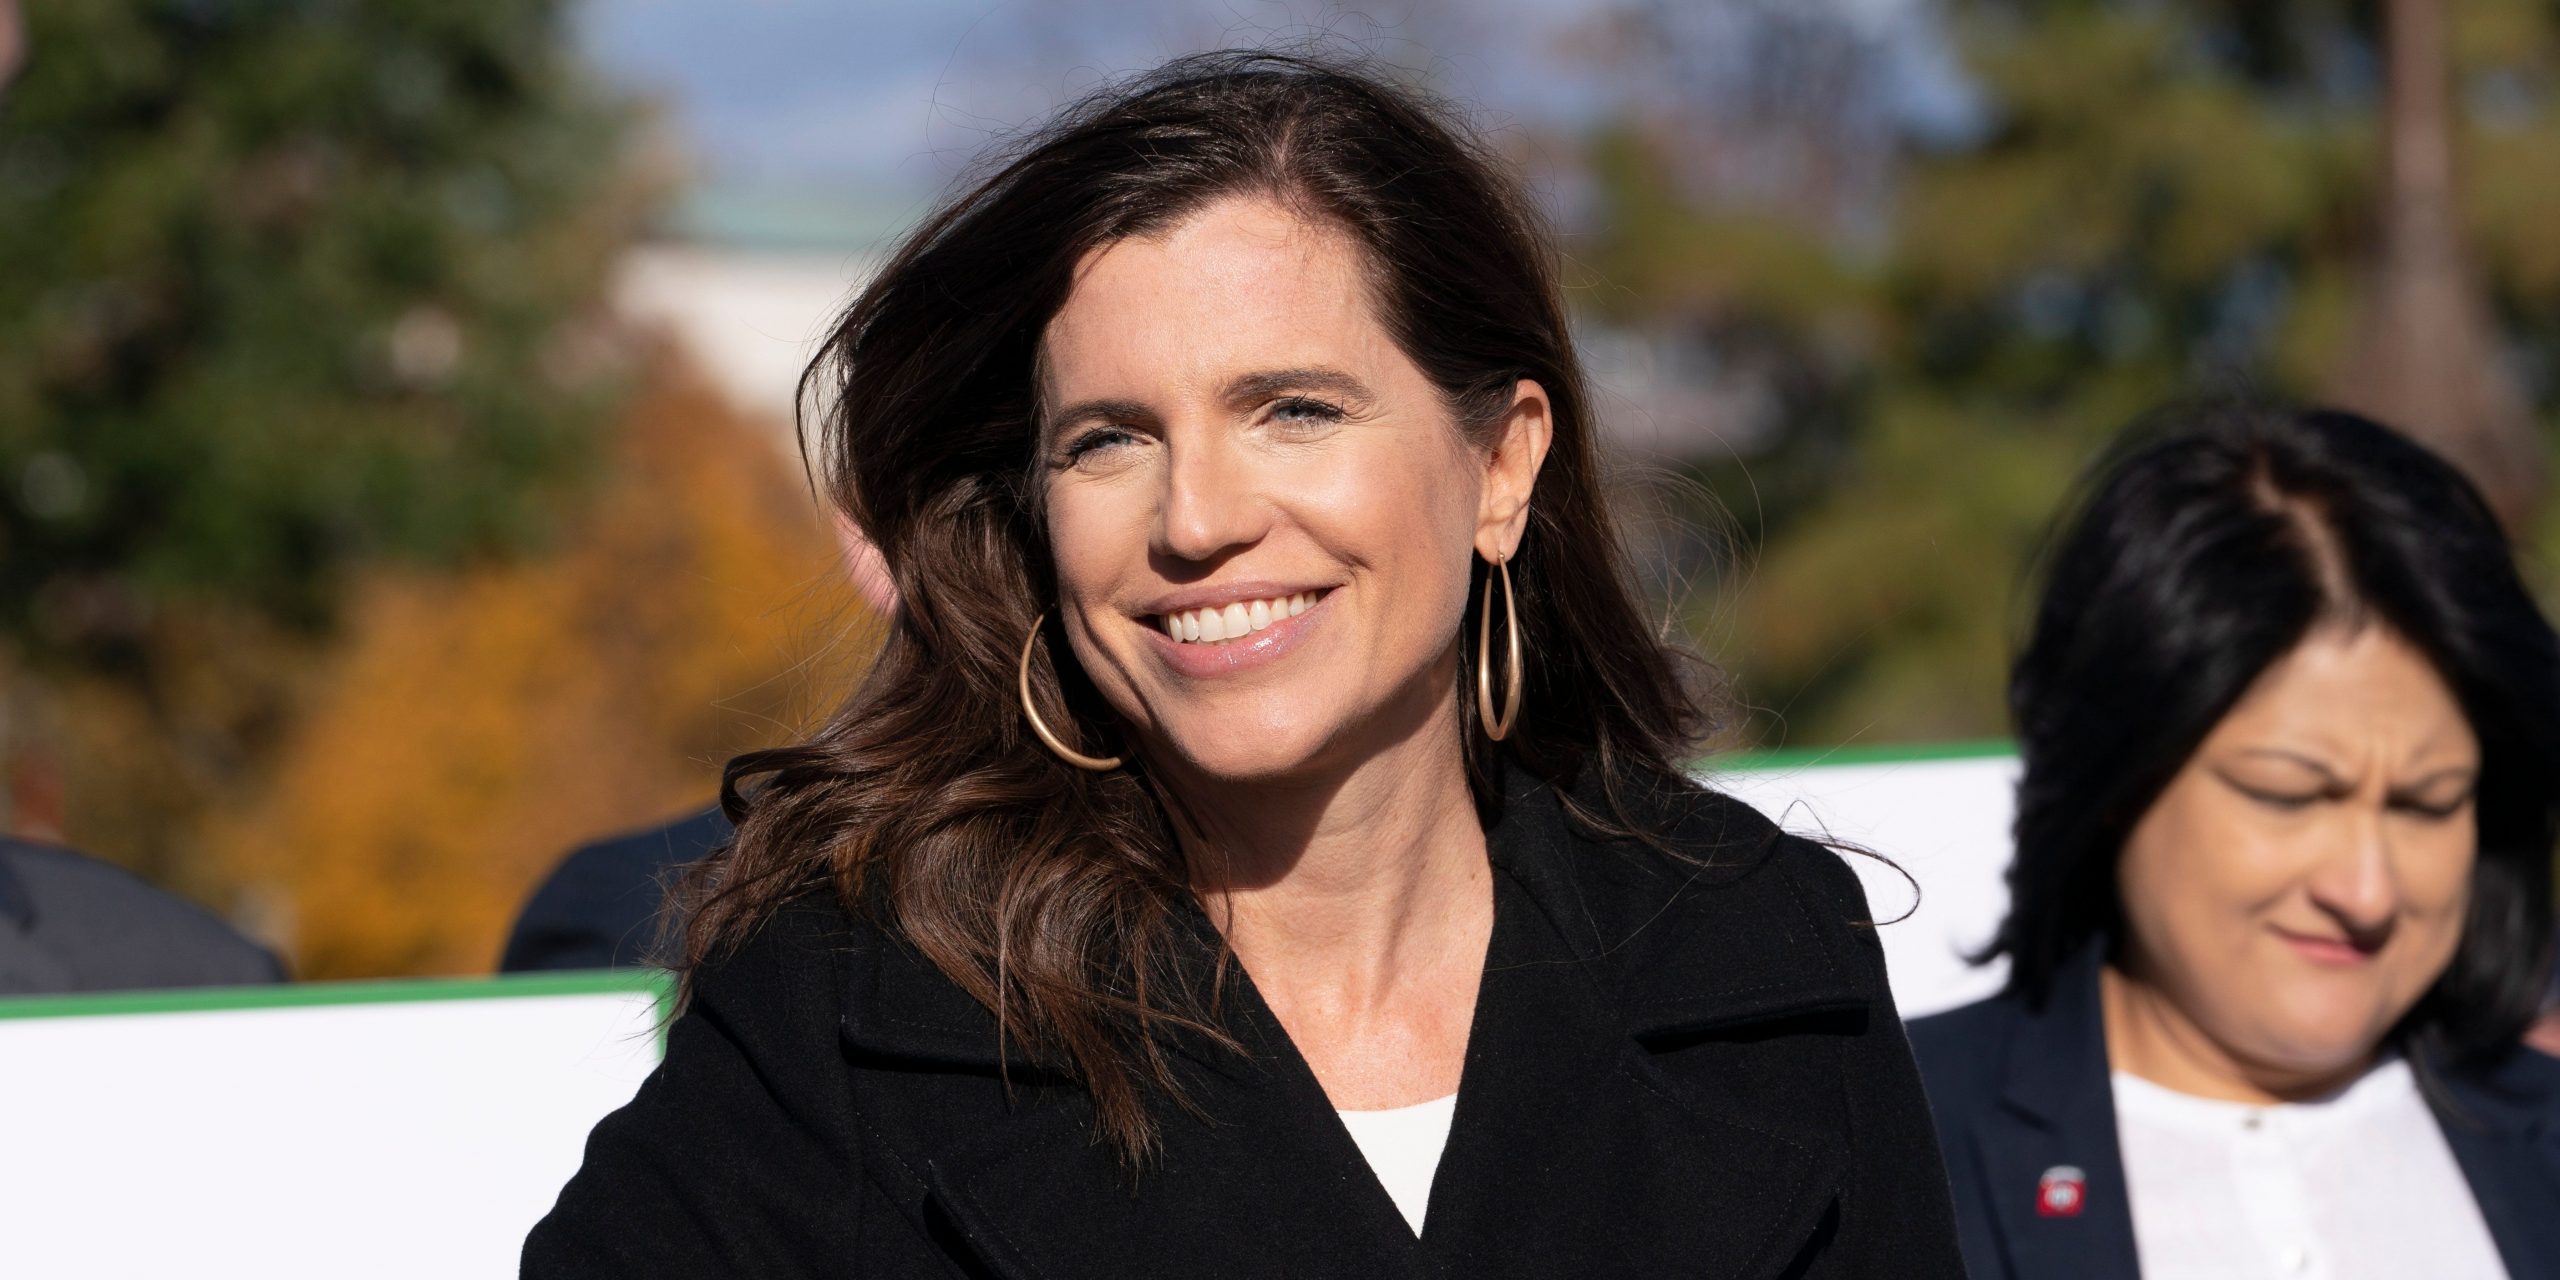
<box><xmin>1152</xmin><ymin>590</ymin><xmax>1326</xmax><ymax>644</ymax></box>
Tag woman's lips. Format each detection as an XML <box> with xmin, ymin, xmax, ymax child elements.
<box><xmin>1143</xmin><ymin>589</ymin><xmax>1332</xmax><ymax>678</ymax></box>
<box><xmin>2273</xmin><ymin>926</ymin><xmax>2382</xmax><ymax>967</ymax></box>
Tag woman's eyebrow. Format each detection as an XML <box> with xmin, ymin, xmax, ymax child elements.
<box><xmin>1045</xmin><ymin>396</ymin><xmax>1155</xmax><ymax>433</ymax></box>
<box><xmin>1221</xmin><ymin>366</ymin><xmax>1374</xmax><ymax>406</ymax></box>
<box><xmin>2391</xmin><ymin>764</ymin><xmax>2479</xmax><ymax>794</ymax></box>
<box><xmin>2232</xmin><ymin>747</ymin><xmax>2346</xmax><ymax>785</ymax></box>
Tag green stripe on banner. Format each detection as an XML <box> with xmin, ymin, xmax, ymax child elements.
<box><xmin>1704</xmin><ymin>737</ymin><xmax>2016</xmax><ymax>774</ymax></box>
<box><xmin>0</xmin><ymin>968</ymin><xmax>670</xmax><ymax>1021</ymax></box>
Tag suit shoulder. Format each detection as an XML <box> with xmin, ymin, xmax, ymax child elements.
<box><xmin>2442</xmin><ymin>1040</ymin><xmax>2560</xmax><ymax>1129</ymax></box>
<box><xmin>549</xmin><ymin>806</ymin><xmax>734</xmax><ymax>899</ymax></box>
<box><xmin>501</xmin><ymin>806</ymin><xmax>735</xmax><ymax>971</ymax></box>
<box><xmin>1905</xmin><ymin>993</ymin><xmax>2024</xmax><ymax>1110</ymax></box>
<box><xmin>1</xmin><ymin>838</ymin><xmax>284</xmax><ymax>987</ymax></box>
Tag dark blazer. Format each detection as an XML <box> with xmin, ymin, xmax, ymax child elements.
<box><xmin>500</xmin><ymin>806</ymin><xmax>733</xmax><ymax>972</ymax></box>
<box><xmin>0</xmin><ymin>836</ymin><xmax>284</xmax><ymax>995</ymax></box>
<box><xmin>1908</xmin><ymin>944</ymin><xmax>2560</xmax><ymax>1280</ymax></box>
<box><xmin>524</xmin><ymin>773</ymin><xmax>1965</xmax><ymax>1278</ymax></box>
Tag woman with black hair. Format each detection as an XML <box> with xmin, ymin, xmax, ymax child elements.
<box><xmin>1911</xmin><ymin>405</ymin><xmax>2560</xmax><ymax>1279</ymax></box>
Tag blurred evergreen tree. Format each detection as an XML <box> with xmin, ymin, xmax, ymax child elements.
<box><xmin>0</xmin><ymin>1</ymin><xmax>649</xmax><ymax>878</ymax></box>
<box><xmin>1589</xmin><ymin>0</ymin><xmax>2560</xmax><ymax>749</ymax></box>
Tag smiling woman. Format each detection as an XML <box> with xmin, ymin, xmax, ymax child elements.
<box><xmin>522</xmin><ymin>50</ymin><xmax>1965</xmax><ymax>1279</ymax></box>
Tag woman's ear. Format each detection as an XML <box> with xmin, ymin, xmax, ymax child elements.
<box><xmin>1476</xmin><ymin>379</ymin><xmax>1554</xmax><ymax>560</ymax></box>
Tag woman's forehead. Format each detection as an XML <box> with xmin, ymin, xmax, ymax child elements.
<box><xmin>1042</xmin><ymin>196</ymin><xmax>1390</xmax><ymax>396</ymax></box>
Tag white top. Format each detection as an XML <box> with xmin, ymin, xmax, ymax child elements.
<box><xmin>1336</xmin><ymin>1093</ymin><xmax>1458</xmax><ymax>1235</ymax></box>
<box><xmin>2110</xmin><ymin>1057</ymin><xmax>2508</xmax><ymax>1280</ymax></box>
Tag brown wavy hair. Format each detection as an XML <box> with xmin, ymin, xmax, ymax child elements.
<box><xmin>675</xmin><ymin>49</ymin><xmax>1721</xmax><ymax>1164</ymax></box>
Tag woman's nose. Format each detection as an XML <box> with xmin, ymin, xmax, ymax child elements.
<box><xmin>2304</xmin><ymin>810</ymin><xmax>2401</xmax><ymax>943</ymax></box>
<box><xmin>1154</xmin><ymin>435</ymin><xmax>1270</xmax><ymax>562</ymax></box>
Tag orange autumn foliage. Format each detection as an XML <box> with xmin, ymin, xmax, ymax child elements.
<box><xmin>210</xmin><ymin>359</ymin><xmax>875</xmax><ymax>979</ymax></box>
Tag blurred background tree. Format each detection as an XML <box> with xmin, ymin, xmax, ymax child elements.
<box><xmin>204</xmin><ymin>359</ymin><xmax>864</xmax><ymax>978</ymax></box>
<box><xmin>0</xmin><ymin>1</ymin><xmax>652</xmax><ymax>901</ymax></box>
<box><xmin>1576</xmin><ymin>0</ymin><xmax>2560</xmax><ymax>750</ymax></box>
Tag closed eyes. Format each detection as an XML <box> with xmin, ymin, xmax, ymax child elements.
<box><xmin>2216</xmin><ymin>773</ymin><xmax>2474</xmax><ymax>820</ymax></box>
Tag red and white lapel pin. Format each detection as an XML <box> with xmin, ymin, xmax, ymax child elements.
<box><xmin>2036</xmin><ymin>1165</ymin><xmax>2086</xmax><ymax>1218</ymax></box>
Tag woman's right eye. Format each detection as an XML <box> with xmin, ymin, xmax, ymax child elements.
<box><xmin>2246</xmin><ymin>789</ymin><xmax>2322</xmax><ymax>812</ymax></box>
<box><xmin>2217</xmin><ymin>771</ymin><xmax>2324</xmax><ymax>811</ymax></box>
<box><xmin>1062</xmin><ymin>427</ymin><xmax>1137</xmax><ymax>464</ymax></box>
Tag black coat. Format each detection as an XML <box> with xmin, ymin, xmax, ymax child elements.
<box><xmin>500</xmin><ymin>806</ymin><xmax>733</xmax><ymax>972</ymax></box>
<box><xmin>1908</xmin><ymin>944</ymin><xmax>2560</xmax><ymax>1280</ymax></box>
<box><xmin>523</xmin><ymin>774</ymin><xmax>1966</xmax><ymax>1279</ymax></box>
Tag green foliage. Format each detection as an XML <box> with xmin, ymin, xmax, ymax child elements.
<box><xmin>1595</xmin><ymin>0</ymin><xmax>2560</xmax><ymax>748</ymax></box>
<box><xmin>0</xmin><ymin>0</ymin><xmax>645</xmax><ymax>673</ymax></box>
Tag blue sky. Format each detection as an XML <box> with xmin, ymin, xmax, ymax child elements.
<box><xmin>573</xmin><ymin>0</ymin><xmax>1973</xmax><ymax>204</ymax></box>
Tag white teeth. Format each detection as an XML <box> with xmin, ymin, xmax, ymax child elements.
<box><xmin>1157</xmin><ymin>591</ymin><xmax>1324</xmax><ymax>645</ymax></box>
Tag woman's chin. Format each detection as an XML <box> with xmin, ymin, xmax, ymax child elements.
<box><xmin>1145</xmin><ymin>722</ymin><xmax>1345</xmax><ymax>786</ymax></box>
<box><xmin>2225</xmin><ymin>1009</ymin><xmax>2400</xmax><ymax>1089</ymax></box>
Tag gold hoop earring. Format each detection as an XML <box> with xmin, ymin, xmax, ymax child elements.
<box><xmin>1018</xmin><ymin>610</ymin><xmax>1123</xmax><ymax>771</ymax></box>
<box><xmin>1476</xmin><ymin>552</ymin><xmax>1524</xmax><ymax>742</ymax></box>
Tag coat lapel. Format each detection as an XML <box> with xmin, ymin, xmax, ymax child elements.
<box><xmin>841</xmin><ymin>908</ymin><xmax>1428</xmax><ymax>1280</ymax></box>
<box><xmin>840</xmin><ymin>773</ymin><xmax>1876</xmax><ymax>1280</ymax></box>
<box><xmin>2432</xmin><ymin>1044</ymin><xmax>2560</xmax><ymax>1275</ymax></box>
<box><xmin>1422</xmin><ymin>776</ymin><xmax>1863</xmax><ymax>1280</ymax></box>
<box><xmin>1963</xmin><ymin>948</ymin><xmax>2139</xmax><ymax>1280</ymax></box>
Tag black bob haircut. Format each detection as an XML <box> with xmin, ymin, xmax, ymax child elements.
<box><xmin>1989</xmin><ymin>403</ymin><xmax>2560</xmax><ymax>1064</ymax></box>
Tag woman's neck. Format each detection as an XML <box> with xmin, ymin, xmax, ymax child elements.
<box><xmin>1161</xmin><ymin>694</ymin><xmax>1494</xmax><ymax>1109</ymax></box>
<box><xmin>2098</xmin><ymin>961</ymin><xmax>2377</xmax><ymax>1105</ymax></box>
<box><xmin>1175</xmin><ymin>707</ymin><xmax>1489</xmax><ymax>992</ymax></box>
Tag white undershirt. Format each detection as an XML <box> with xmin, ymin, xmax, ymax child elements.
<box><xmin>1336</xmin><ymin>1092</ymin><xmax>1458</xmax><ymax>1235</ymax></box>
<box><xmin>2111</xmin><ymin>1057</ymin><xmax>2507</xmax><ymax>1280</ymax></box>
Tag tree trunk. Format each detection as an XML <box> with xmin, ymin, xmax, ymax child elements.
<box><xmin>2330</xmin><ymin>0</ymin><xmax>2544</xmax><ymax>535</ymax></box>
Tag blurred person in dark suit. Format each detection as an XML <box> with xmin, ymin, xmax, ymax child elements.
<box><xmin>1910</xmin><ymin>405</ymin><xmax>2560</xmax><ymax>1280</ymax></box>
<box><xmin>498</xmin><ymin>512</ymin><xmax>894</xmax><ymax>972</ymax></box>
<box><xmin>0</xmin><ymin>835</ymin><xmax>284</xmax><ymax>994</ymax></box>
<box><xmin>499</xmin><ymin>806</ymin><xmax>731</xmax><ymax>972</ymax></box>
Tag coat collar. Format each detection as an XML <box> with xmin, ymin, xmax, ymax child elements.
<box><xmin>1962</xmin><ymin>944</ymin><xmax>2141</xmax><ymax>1280</ymax></box>
<box><xmin>839</xmin><ymin>769</ymin><xmax>1875</xmax><ymax>1068</ymax></box>
<box><xmin>839</xmin><ymin>769</ymin><xmax>1875</xmax><ymax>1280</ymax></box>
<box><xmin>2427</xmin><ymin>1039</ymin><xmax>2560</xmax><ymax>1270</ymax></box>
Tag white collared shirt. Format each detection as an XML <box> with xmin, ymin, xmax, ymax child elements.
<box><xmin>2111</xmin><ymin>1056</ymin><xmax>2507</xmax><ymax>1279</ymax></box>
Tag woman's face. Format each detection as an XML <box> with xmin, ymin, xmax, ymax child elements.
<box><xmin>2117</xmin><ymin>623</ymin><xmax>2480</xmax><ymax>1081</ymax></box>
<box><xmin>1036</xmin><ymin>194</ymin><xmax>1547</xmax><ymax>785</ymax></box>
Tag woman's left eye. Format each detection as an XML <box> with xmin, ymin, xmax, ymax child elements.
<box><xmin>2391</xmin><ymin>792</ymin><xmax>2474</xmax><ymax>821</ymax></box>
<box><xmin>1269</xmin><ymin>397</ymin><xmax>1346</xmax><ymax>426</ymax></box>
